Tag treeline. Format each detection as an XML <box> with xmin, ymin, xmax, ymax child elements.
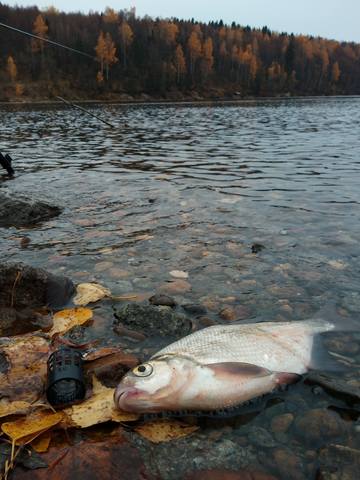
<box><xmin>0</xmin><ymin>3</ymin><xmax>360</xmax><ymax>100</ymax></box>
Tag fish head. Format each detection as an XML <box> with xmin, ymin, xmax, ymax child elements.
<box><xmin>114</xmin><ymin>355</ymin><xmax>196</xmax><ymax>413</ymax></box>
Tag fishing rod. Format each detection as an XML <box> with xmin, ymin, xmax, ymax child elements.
<box><xmin>0</xmin><ymin>21</ymin><xmax>94</xmax><ymax>59</ymax></box>
<box><xmin>56</xmin><ymin>96</ymin><xmax>115</xmax><ymax>128</ymax></box>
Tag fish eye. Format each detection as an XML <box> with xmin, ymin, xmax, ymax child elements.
<box><xmin>133</xmin><ymin>363</ymin><xmax>153</xmax><ymax>377</ymax></box>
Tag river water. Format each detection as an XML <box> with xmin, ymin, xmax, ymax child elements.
<box><xmin>1</xmin><ymin>97</ymin><xmax>360</xmax><ymax>478</ymax></box>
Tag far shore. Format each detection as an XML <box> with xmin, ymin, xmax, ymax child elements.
<box><xmin>1</xmin><ymin>93</ymin><xmax>359</xmax><ymax>107</ymax></box>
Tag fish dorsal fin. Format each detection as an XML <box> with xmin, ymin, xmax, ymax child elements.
<box><xmin>205</xmin><ymin>362</ymin><xmax>272</xmax><ymax>377</ymax></box>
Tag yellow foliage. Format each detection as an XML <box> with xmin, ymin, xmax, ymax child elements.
<box><xmin>15</xmin><ymin>83</ymin><xmax>24</xmax><ymax>96</ymax></box>
<box><xmin>135</xmin><ymin>419</ymin><xmax>199</xmax><ymax>443</ymax></box>
<box><xmin>49</xmin><ymin>307</ymin><xmax>93</xmax><ymax>336</ymax></box>
<box><xmin>103</xmin><ymin>7</ymin><xmax>118</xmax><ymax>23</ymax></box>
<box><xmin>73</xmin><ymin>282</ymin><xmax>111</xmax><ymax>306</ymax></box>
<box><xmin>63</xmin><ymin>376</ymin><xmax>139</xmax><ymax>428</ymax></box>
<box><xmin>6</xmin><ymin>56</ymin><xmax>17</xmax><ymax>81</ymax></box>
<box><xmin>2</xmin><ymin>411</ymin><xmax>63</xmax><ymax>444</ymax></box>
<box><xmin>31</xmin><ymin>14</ymin><xmax>48</xmax><ymax>53</ymax></box>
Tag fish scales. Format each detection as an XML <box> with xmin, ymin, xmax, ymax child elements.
<box><xmin>153</xmin><ymin>320</ymin><xmax>334</xmax><ymax>374</ymax></box>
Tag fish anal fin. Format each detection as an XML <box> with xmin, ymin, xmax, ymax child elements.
<box><xmin>205</xmin><ymin>362</ymin><xmax>272</xmax><ymax>378</ymax></box>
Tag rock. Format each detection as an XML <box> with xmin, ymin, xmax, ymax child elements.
<box><xmin>270</xmin><ymin>413</ymin><xmax>294</xmax><ymax>434</ymax></box>
<box><xmin>182</xmin><ymin>304</ymin><xmax>207</xmax><ymax>316</ymax></box>
<box><xmin>113</xmin><ymin>303</ymin><xmax>191</xmax><ymax>337</ymax></box>
<box><xmin>0</xmin><ymin>193</ymin><xmax>61</xmax><ymax>228</ymax></box>
<box><xmin>273</xmin><ymin>448</ymin><xmax>306</xmax><ymax>480</ymax></box>
<box><xmin>158</xmin><ymin>279</ymin><xmax>192</xmax><ymax>295</ymax></box>
<box><xmin>185</xmin><ymin>469</ymin><xmax>278</xmax><ymax>480</ymax></box>
<box><xmin>0</xmin><ymin>307</ymin><xmax>52</xmax><ymax>336</ymax></box>
<box><xmin>0</xmin><ymin>262</ymin><xmax>74</xmax><ymax>309</ymax></box>
<box><xmin>251</xmin><ymin>243</ymin><xmax>265</xmax><ymax>254</ymax></box>
<box><xmin>305</xmin><ymin>373</ymin><xmax>360</xmax><ymax>404</ymax></box>
<box><xmin>149</xmin><ymin>294</ymin><xmax>177</xmax><ymax>307</ymax></box>
<box><xmin>247</xmin><ymin>426</ymin><xmax>277</xmax><ymax>448</ymax></box>
<box><xmin>219</xmin><ymin>305</ymin><xmax>252</xmax><ymax>322</ymax></box>
<box><xmin>318</xmin><ymin>444</ymin><xmax>360</xmax><ymax>480</ymax></box>
<box><xmin>294</xmin><ymin>408</ymin><xmax>346</xmax><ymax>445</ymax></box>
<box><xmin>10</xmin><ymin>437</ymin><xmax>154</xmax><ymax>480</ymax></box>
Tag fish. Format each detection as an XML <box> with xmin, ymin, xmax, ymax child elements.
<box><xmin>114</xmin><ymin>314</ymin><xmax>358</xmax><ymax>413</ymax></box>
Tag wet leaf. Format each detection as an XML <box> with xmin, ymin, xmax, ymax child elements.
<box><xmin>134</xmin><ymin>234</ymin><xmax>154</xmax><ymax>241</ymax></box>
<box><xmin>73</xmin><ymin>283</ymin><xmax>111</xmax><ymax>306</ymax></box>
<box><xmin>49</xmin><ymin>307</ymin><xmax>93</xmax><ymax>336</ymax></box>
<box><xmin>63</xmin><ymin>376</ymin><xmax>139</xmax><ymax>428</ymax></box>
<box><xmin>31</xmin><ymin>431</ymin><xmax>52</xmax><ymax>453</ymax></box>
<box><xmin>0</xmin><ymin>334</ymin><xmax>49</xmax><ymax>405</ymax></box>
<box><xmin>2</xmin><ymin>411</ymin><xmax>63</xmax><ymax>444</ymax></box>
<box><xmin>135</xmin><ymin>419</ymin><xmax>199</xmax><ymax>443</ymax></box>
<box><xmin>169</xmin><ymin>270</ymin><xmax>189</xmax><ymax>279</ymax></box>
<box><xmin>0</xmin><ymin>400</ymin><xmax>32</xmax><ymax>419</ymax></box>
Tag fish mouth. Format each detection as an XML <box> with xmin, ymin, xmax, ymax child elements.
<box><xmin>114</xmin><ymin>385</ymin><xmax>147</xmax><ymax>412</ymax></box>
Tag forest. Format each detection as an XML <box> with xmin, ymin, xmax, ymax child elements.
<box><xmin>0</xmin><ymin>3</ymin><xmax>360</xmax><ymax>101</ymax></box>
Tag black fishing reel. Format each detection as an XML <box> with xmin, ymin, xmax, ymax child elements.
<box><xmin>46</xmin><ymin>347</ymin><xmax>86</xmax><ymax>406</ymax></box>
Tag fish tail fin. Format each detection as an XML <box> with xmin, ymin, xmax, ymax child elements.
<box><xmin>309</xmin><ymin>303</ymin><xmax>359</xmax><ymax>372</ymax></box>
<box><xmin>309</xmin><ymin>334</ymin><xmax>347</xmax><ymax>372</ymax></box>
<box><xmin>311</xmin><ymin>302</ymin><xmax>360</xmax><ymax>332</ymax></box>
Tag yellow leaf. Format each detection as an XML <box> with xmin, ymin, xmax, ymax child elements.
<box><xmin>31</xmin><ymin>431</ymin><xmax>52</xmax><ymax>453</ymax></box>
<box><xmin>2</xmin><ymin>411</ymin><xmax>63</xmax><ymax>443</ymax></box>
<box><xmin>49</xmin><ymin>307</ymin><xmax>93</xmax><ymax>336</ymax></box>
<box><xmin>63</xmin><ymin>376</ymin><xmax>138</xmax><ymax>428</ymax></box>
<box><xmin>0</xmin><ymin>401</ymin><xmax>32</xmax><ymax>419</ymax></box>
<box><xmin>73</xmin><ymin>283</ymin><xmax>111</xmax><ymax>306</ymax></box>
<box><xmin>135</xmin><ymin>419</ymin><xmax>199</xmax><ymax>443</ymax></box>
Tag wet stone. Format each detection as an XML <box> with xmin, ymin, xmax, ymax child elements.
<box><xmin>149</xmin><ymin>294</ymin><xmax>177</xmax><ymax>307</ymax></box>
<box><xmin>0</xmin><ymin>192</ymin><xmax>62</xmax><ymax>228</ymax></box>
<box><xmin>318</xmin><ymin>444</ymin><xmax>360</xmax><ymax>480</ymax></box>
<box><xmin>273</xmin><ymin>448</ymin><xmax>306</xmax><ymax>480</ymax></box>
<box><xmin>113</xmin><ymin>303</ymin><xmax>192</xmax><ymax>337</ymax></box>
<box><xmin>294</xmin><ymin>408</ymin><xmax>346</xmax><ymax>445</ymax></box>
<box><xmin>182</xmin><ymin>304</ymin><xmax>208</xmax><ymax>316</ymax></box>
<box><xmin>305</xmin><ymin>373</ymin><xmax>360</xmax><ymax>404</ymax></box>
<box><xmin>270</xmin><ymin>413</ymin><xmax>294</xmax><ymax>434</ymax></box>
<box><xmin>0</xmin><ymin>262</ymin><xmax>74</xmax><ymax>310</ymax></box>
<box><xmin>0</xmin><ymin>307</ymin><xmax>52</xmax><ymax>336</ymax></box>
<box><xmin>247</xmin><ymin>426</ymin><xmax>277</xmax><ymax>448</ymax></box>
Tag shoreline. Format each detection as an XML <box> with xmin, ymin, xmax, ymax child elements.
<box><xmin>1</xmin><ymin>93</ymin><xmax>359</xmax><ymax>107</ymax></box>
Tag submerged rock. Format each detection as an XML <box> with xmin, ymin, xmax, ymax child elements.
<box><xmin>294</xmin><ymin>408</ymin><xmax>346</xmax><ymax>445</ymax></box>
<box><xmin>0</xmin><ymin>262</ymin><xmax>74</xmax><ymax>309</ymax></box>
<box><xmin>318</xmin><ymin>444</ymin><xmax>360</xmax><ymax>480</ymax></box>
<box><xmin>0</xmin><ymin>192</ymin><xmax>62</xmax><ymax>228</ymax></box>
<box><xmin>113</xmin><ymin>303</ymin><xmax>192</xmax><ymax>337</ymax></box>
<box><xmin>305</xmin><ymin>372</ymin><xmax>360</xmax><ymax>404</ymax></box>
<box><xmin>149</xmin><ymin>294</ymin><xmax>177</xmax><ymax>307</ymax></box>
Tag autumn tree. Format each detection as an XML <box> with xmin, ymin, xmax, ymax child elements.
<box><xmin>332</xmin><ymin>61</ymin><xmax>340</xmax><ymax>83</ymax></box>
<box><xmin>6</xmin><ymin>55</ymin><xmax>17</xmax><ymax>82</ymax></box>
<box><xmin>31</xmin><ymin>14</ymin><xmax>48</xmax><ymax>54</ymax></box>
<box><xmin>119</xmin><ymin>20</ymin><xmax>133</xmax><ymax>68</ymax></box>
<box><xmin>159</xmin><ymin>21</ymin><xmax>179</xmax><ymax>45</ymax></box>
<box><xmin>188</xmin><ymin>28</ymin><xmax>202</xmax><ymax>78</ymax></box>
<box><xmin>201</xmin><ymin>37</ymin><xmax>214</xmax><ymax>79</ymax></box>
<box><xmin>95</xmin><ymin>31</ymin><xmax>118</xmax><ymax>80</ymax></box>
<box><xmin>103</xmin><ymin>7</ymin><xmax>118</xmax><ymax>23</ymax></box>
<box><xmin>174</xmin><ymin>44</ymin><xmax>186</xmax><ymax>83</ymax></box>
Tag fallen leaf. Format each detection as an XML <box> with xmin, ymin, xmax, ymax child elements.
<box><xmin>135</xmin><ymin>419</ymin><xmax>199</xmax><ymax>443</ymax></box>
<box><xmin>31</xmin><ymin>431</ymin><xmax>52</xmax><ymax>453</ymax></box>
<box><xmin>0</xmin><ymin>400</ymin><xmax>32</xmax><ymax>419</ymax></box>
<box><xmin>63</xmin><ymin>376</ymin><xmax>138</xmax><ymax>428</ymax></box>
<box><xmin>328</xmin><ymin>260</ymin><xmax>348</xmax><ymax>270</ymax></box>
<box><xmin>2</xmin><ymin>411</ymin><xmax>63</xmax><ymax>444</ymax></box>
<box><xmin>0</xmin><ymin>334</ymin><xmax>49</xmax><ymax>405</ymax></box>
<box><xmin>49</xmin><ymin>307</ymin><xmax>93</xmax><ymax>336</ymax></box>
<box><xmin>169</xmin><ymin>270</ymin><xmax>189</xmax><ymax>279</ymax></box>
<box><xmin>73</xmin><ymin>283</ymin><xmax>111</xmax><ymax>306</ymax></box>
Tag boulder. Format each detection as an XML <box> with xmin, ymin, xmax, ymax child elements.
<box><xmin>0</xmin><ymin>193</ymin><xmax>61</xmax><ymax>228</ymax></box>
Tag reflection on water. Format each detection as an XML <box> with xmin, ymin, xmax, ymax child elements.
<box><xmin>1</xmin><ymin>97</ymin><xmax>360</xmax><ymax>478</ymax></box>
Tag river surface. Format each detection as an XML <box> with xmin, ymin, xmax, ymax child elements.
<box><xmin>1</xmin><ymin>97</ymin><xmax>360</xmax><ymax>479</ymax></box>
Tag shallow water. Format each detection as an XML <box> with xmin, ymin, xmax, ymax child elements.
<box><xmin>1</xmin><ymin>97</ymin><xmax>360</xmax><ymax>478</ymax></box>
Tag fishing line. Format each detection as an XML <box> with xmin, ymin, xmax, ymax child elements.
<box><xmin>0</xmin><ymin>21</ymin><xmax>95</xmax><ymax>60</ymax></box>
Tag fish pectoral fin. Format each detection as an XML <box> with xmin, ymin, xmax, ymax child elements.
<box><xmin>205</xmin><ymin>362</ymin><xmax>272</xmax><ymax>378</ymax></box>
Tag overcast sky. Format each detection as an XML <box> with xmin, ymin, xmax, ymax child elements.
<box><xmin>6</xmin><ymin>0</ymin><xmax>360</xmax><ymax>43</ymax></box>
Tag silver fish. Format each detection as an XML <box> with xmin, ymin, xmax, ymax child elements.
<box><xmin>114</xmin><ymin>316</ymin><xmax>354</xmax><ymax>413</ymax></box>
